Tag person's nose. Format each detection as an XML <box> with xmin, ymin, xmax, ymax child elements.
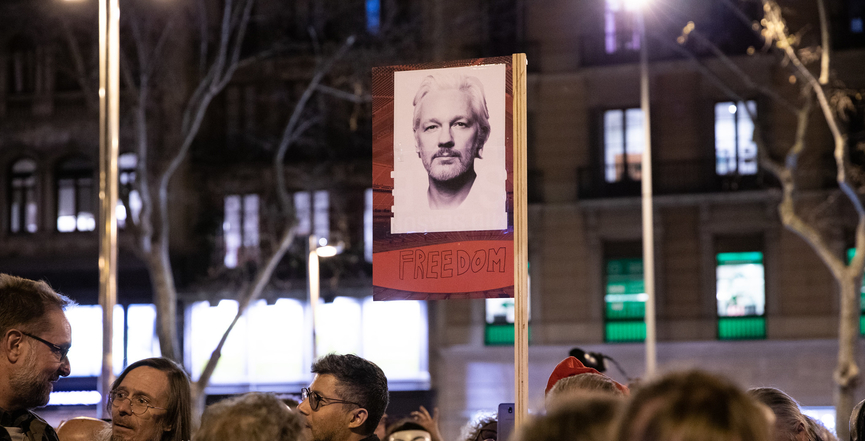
<box><xmin>115</xmin><ymin>398</ymin><xmax>133</xmax><ymax>416</ymax></box>
<box><xmin>438</xmin><ymin>126</ymin><xmax>454</xmax><ymax>147</ymax></box>
<box><xmin>297</xmin><ymin>397</ymin><xmax>311</xmax><ymax>416</ymax></box>
<box><xmin>58</xmin><ymin>356</ymin><xmax>71</xmax><ymax>377</ymax></box>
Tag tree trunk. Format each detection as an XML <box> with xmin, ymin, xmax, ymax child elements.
<box><xmin>145</xmin><ymin>243</ymin><xmax>181</xmax><ymax>362</ymax></box>
<box><xmin>836</xmin><ymin>274</ymin><xmax>861</xmax><ymax>441</ymax></box>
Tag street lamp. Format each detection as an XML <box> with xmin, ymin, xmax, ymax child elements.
<box><xmin>96</xmin><ymin>0</ymin><xmax>120</xmax><ymax>418</ymax></box>
<box><xmin>308</xmin><ymin>235</ymin><xmax>343</xmax><ymax>359</ymax></box>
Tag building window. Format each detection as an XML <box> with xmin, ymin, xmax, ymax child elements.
<box><xmin>223</xmin><ymin>194</ymin><xmax>259</xmax><ymax>268</ymax></box>
<box><xmin>715</xmin><ymin>101</ymin><xmax>758</xmax><ymax>176</ymax></box>
<box><xmin>187</xmin><ymin>297</ymin><xmax>429</xmax><ymax>386</ymax></box>
<box><xmin>604</xmin><ymin>257</ymin><xmax>646</xmax><ymax>342</ymax></box>
<box><xmin>118</xmin><ymin>153</ymin><xmax>142</xmax><ymax>229</ymax></box>
<box><xmin>366</xmin><ymin>0</ymin><xmax>381</xmax><ymax>34</ymax></box>
<box><xmin>716</xmin><ymin>251</ymin><xmax>766</xmax><ymax>339</ymax></box>
<box><xmin>294</xmin><ymin>190</ymin><xmax>330</xmax><ymax>244</ymax></box>
<box><xmin>7</xmin><ymin>35</ymin><xmax>37</xmax><ymax>95</ymax></box>
<box><xmin>9</xmin><ymin>158</ymin><xmax>38</xmax><ymax>233</ymax></box>
<box><xmin>56</xmin><ymin>157</ymin><xmax>95</xmax><ymax>233</ymax></box>
<box><xmin>604</xmin><ymin>0</ymin><xmax>641</xmax><ymax>54</ymax></box>
<box><xmin>485</xmin><ymin>268</ymin><xmax>531</xmax><ymax>345</ymax></box>
<box><xmin>604</xmin><ymin>108</ymin><xmax>644</xmax><ymax>183</ymax></box>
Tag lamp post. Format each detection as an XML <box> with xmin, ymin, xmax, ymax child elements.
<box><xmin>307</xmin><ymin>235</ymin><xmax>343</xmax><ymax>360</ymax></box>
<box><xmin>97</xmin><ymin>0</ymin><xmax>120</xmax><ymax>418</ymax></box>
<box><xmin>634</xmin><ymin>0</ymin><xmax>657</xmax><ymax>378</ymax></box>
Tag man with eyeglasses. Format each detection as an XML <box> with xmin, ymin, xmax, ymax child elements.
<box><xmin>298</xmin><ymin>354</ymin><xmax>389</xmax><ymax>441</ymax></box>
<box><xmin>99</xmin><ymin>357</ymin><xmax>192</xmax><ymax>441</ymax></box>
<box><xmin>0</xmin><ymin>274</ymin><xmax>74</xmax><ymax>441</ymax></box>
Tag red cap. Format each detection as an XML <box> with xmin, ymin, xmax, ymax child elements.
<box><xmin>544</xmin><ymin>356</ymin><xmax>629</xmax><ymax>396</ymax></box>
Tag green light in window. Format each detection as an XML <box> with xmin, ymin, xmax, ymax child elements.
<box><xmin>718</xmin><ymin>316</ymin><xmax>765</xmax><ymax>340</ymax></box>
<box><xmin>717</xmin><ymin>251</ymin><xmax>763</xmax><ymax>265</ymax></box>
<box><xmin>605</xmin><ymin>321</ymin><xmax>646</xmax><ymax>342</ymax></box>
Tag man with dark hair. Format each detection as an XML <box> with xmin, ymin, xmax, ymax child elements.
<box><xmin>0</xmin><ymin>273</ymin><xmax>74</xmax><ymax>441</ymax></box>
<box><xmin>298</xmin><ymin>354</ymin><xmax>389</xmax><ymax>441</ymax></box>
<box><xmin>100</xmin><ymin>357</ymin><xmax>192</xmax><ymax>441</ymax></box>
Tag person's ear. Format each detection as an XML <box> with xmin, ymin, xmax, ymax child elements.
<box><xmin>3</xmin><ymin>330</ymin><xmax>25</xmax><ymax>363</ymax></box>
<box><xmin>348</xmin><ymin>408</ymin><xmax>369</xmax><ymax>430</ymax></box>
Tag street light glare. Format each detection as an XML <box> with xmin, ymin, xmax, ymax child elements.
<box><xmin>625</xmin><ymin>0</ymin><xmax>649</xmax><ymax>10</ymax></box>
<box><xmin>316</xmin><ymin>246</ymin><xmax>338</xmax><ymax>258</ymax></box>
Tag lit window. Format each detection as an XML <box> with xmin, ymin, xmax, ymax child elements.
<box><xmin>187</xmin><ymin>296</ymin><xmax>429</xmax><ymax>386</ymax></box>
<box><xmin>294</xmin><ymin>192</ymin><xmax>312</xmax><ymax>235</ymax></box>
<box><xmin>362</xmin><ymin>297</ymin><xmax>429</xmax><ymax>382</ymax></box>
<box><xmin>604</xmin><ymin>108</ymin><xmax>644</xmax><ymax>183</ymax></box>
<box><xmin>366</xmin><ymin>0</ymin><xmax>381</xmax><ymax>34</ymax></box>
<box><xmin>716</xmin><ymin>251</ymin><xmax>765</xmax><ymax>339</ymax></box>
<box><xmin>126</xmin><ymin>304</ymin><xmax>160</xmax><ymax>364</ymax></box>
<box><xmin>188</xmin><ymin>299</ymin><xmax>306</xmax><ymax>384</ymax></box>
<box><xmin>117</xmin><ymin>153</ymin><xmax>142</xmax><ymax>229</ymax></box>
<box><xmin>604</xmin><ymin>258</ymin><xmax>646</xmax><ymax>342</ymax></box>
<box><xmin>484</xmin><ymin>272</ymin><xmax>532</xmax><ymax>346</ymax></box>
<box><xmin>314</xmin><ymin>190</ymin><xmax>329</xmax><ymax>243</ymax></box>
<box><xmin>223</xmin><ymin>194</ymin><xmax>259</xmax><ymax>268</ymax></box>
<box><xmin>9</xmin><ymin>158</ymin><xmax>38</xmax><ymax>233</ymax></box>
<box><xmin>364</xmin><ymin>189</ymin><xmax>373</xmax><ymax>263</ymax></box>
<box><xmin>316</xmin><ymin>297</ymin><xmax>362</xmax><ymax>356</ymax></box>
<box><xmin>64</xmin><ymin>304</ymin><xmax>125</xmax><ymax>377</ymax></box>
<box><xmin>604</xmin><ymin>0</ymin><xmax>640</xmax><ymax>54</ymax></box>
<box><xmin>56</xmin><ymin>157</ymin><xmax>95</xmax><ymax>232</ymax></box>
<box><xmin>715</xmin><ymin>101</ymin><xmax>758</xmax><ymax>176</ymax></box>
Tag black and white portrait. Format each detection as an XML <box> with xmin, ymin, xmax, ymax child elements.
<box><xmin>391</xmin><ymin>64</ymin><xmax>507</xmax><ymax>234</ymax></box>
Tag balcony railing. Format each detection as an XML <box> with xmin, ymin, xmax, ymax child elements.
<box><xmin>577</xmin><ymin>159</ymin><xmax>778</xmax><ymax>199</ymax></box>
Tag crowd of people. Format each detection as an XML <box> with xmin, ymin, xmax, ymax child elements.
<box><xmin>0</xmin><ymin>273</ymin><xmax>860</xmax><ymax>441</ymax></box>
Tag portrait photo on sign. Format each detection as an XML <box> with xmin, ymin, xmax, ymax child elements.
<box><xmin>391</xmin><ymin>64</ymin><xmax>507</xmax><ymax>234</ymax></box>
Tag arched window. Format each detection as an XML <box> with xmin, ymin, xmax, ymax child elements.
<box><xmin>9</xmin><ymin>158</ymin><xmax>38</xmax><ymax>233</ymax></box>
<box><xmin>56</xmin><ymin>157</ymin><xmax>95</xmax><ymax>232</ymax></box>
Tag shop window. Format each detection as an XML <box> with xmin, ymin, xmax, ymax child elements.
<box><xmin>716</xmin><ymin>251</ymin><xmax>766</xmax><ymax>339</ymax></box>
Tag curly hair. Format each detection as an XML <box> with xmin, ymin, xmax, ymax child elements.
<box><xmin>194</xmin><ymin>392</ymin><xmax>303</xmax><ymax>441</ymax></box>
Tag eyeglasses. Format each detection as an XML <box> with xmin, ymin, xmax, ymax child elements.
<box><xmin>301</xmin><ymin>387</ymin><xmax>362</xmax><ymax>411</ymax></box>
<box><xmin>109</xmin><ymin>390</ymin><xmax>167</xmax><ymax>416</ymax></box>
<box><xmin>21</xmin><ymin>332</ymin><xmax>70</xmax><ymax>362</ymax></box>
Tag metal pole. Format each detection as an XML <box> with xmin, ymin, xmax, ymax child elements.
<box><xmin>97</xmin><ymin>0</ymin><xmax>120</xmax><ymax>417</ymax></box>
<box><xmin>638</xmin><ymin>8</ymin><xmax>657</xmax><ymax>378</ymax></box>
<box><xmin>308</xmin><ymin>235</ymin><xmax>319</xmax><ymax>361</ymax></box>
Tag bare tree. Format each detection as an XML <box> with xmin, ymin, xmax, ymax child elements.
<box><xmin>60</xmin><ymin>0</ymin><xmax>363</xmax><ymax>413</ymax></box>
<box><xmin>675</xmin><ymin>1</ymin><xmax>865</xmax><ymax>437</ymax></box>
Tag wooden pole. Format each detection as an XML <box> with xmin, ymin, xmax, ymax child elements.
<box><xmin>638</xmin><ymin>9</ymin><xmax>657</xmax><ymax>378</ymax></box>
<box><xmin>97</xmin><ymin>0</ymin><xmax>120</xmax><ymax>418</ymax></box>
<box><xmin>512</xmin><ymin>53</ymin><xmax>529</xmax><ymax>430</ymax></box>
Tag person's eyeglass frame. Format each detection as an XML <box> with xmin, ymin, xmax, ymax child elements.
<box><xmin>300</xmin><ymin>387</ymin><xmax>362</xmax><ymax>411</ymax></box>
<box><xmin>21</xmin><ymin>331</ymin><xmax>70</xmax><ymax>361</ymax></box>
<box><xmin>108</xmin><ymin>390</ymin><xmax>168</xmax><ymax>416</ymax></box>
